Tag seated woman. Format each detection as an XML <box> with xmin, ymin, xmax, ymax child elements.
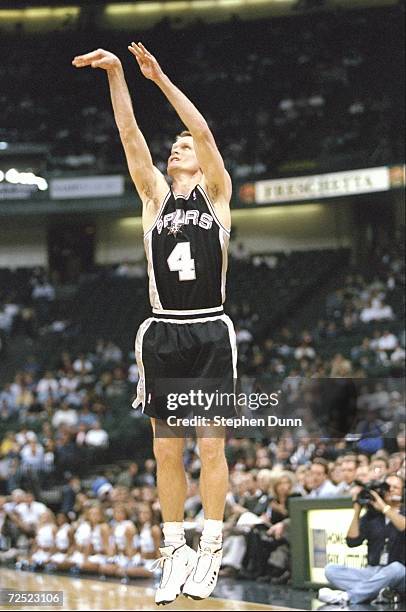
<box><xmin>125</xmin><ymin>502</ymin><xmax>161</xmax><ymax>579</ymax></box>
<box><xmin>99</xmin><ymin>504</ymin><xmax>136</xmax><ymax>578</ymax></box>
<box><xmin>64</xmin><ymin>509</ymin><xmax>92</xmax><ymax>571</ymax></box>
<box><xmin>30</xmin><ymin>510</ymin><xmax>57</xmax><ymax>568</ymax></box>
<box><xmin>81</xmin><ymin>505</ymin><xmax>112</xmax><ymax>574</ymax></box>
<box><xmin>48</xmin><ymin>513</ymin><xmax>74</xmax><ymax>569</ymax></box>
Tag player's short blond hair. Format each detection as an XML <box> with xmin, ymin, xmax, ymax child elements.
<box><xmin>176</xmin><ymin>130</ymin><xmax>192</xmax><ymax>140</ymax></box>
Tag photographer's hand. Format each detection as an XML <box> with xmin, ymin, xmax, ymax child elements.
<box><xmin>266</xmin><ymin>521</ymin><xmax>285</xmax><ymax>539</ymax></box>
<box><xmin>369</xmin><ymin>490</ymin><xmax>387</xmax><ymax>513</ymax></box>
<box><xmin>370</xmin><ymin>490</ymin><xmax>406</xmax><ymax>532</ymax></box>
<box><xmin>347</xmin><ymin>488</ymin><xmax>362</xmax><ymax>539</ymax></box>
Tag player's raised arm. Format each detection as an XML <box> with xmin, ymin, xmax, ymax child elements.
<box><xmin>128</xmin><ymin>42</ymin><xmax>232</xmax><ymax>209</ymax></box>
<box><xmin>72</xmin><ymin>49</ymin><xmax>167</xmax><ymax>213</ymax></box>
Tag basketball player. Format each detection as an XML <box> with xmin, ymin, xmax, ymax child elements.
<box><xmin>72</xmin><ymin>43</ymin><xmax>237</xmax><ymax>604</ymax></box>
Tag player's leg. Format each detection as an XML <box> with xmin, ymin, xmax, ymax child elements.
<box><xmin>197</xmin><ymin>429</ymin><xmax>228</xmax><ymax>523</ymax></box>
<box><xmin>151</xmin><ymin>417</ymin><xmax>187</xmax><ymax>522</ymax></box>
<box><xmin>150</xmin><ymin>420</ymin><xmax>197</xmax><ymax>605</ymax></box>
<box><xmin>183</xmin><ymin>316</ymin><xmax>236</xmax><ymax>600</ymax></box>
<box><xmin>182</xmin><ymin>427</ymin><xmax>227</xmax><ymax>600</ymax></box>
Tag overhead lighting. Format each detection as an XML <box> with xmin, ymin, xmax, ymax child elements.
<box><xmin>0</xmin><ymin>170</ymin><xmax>4</xmax><ymax>181</ymax></box>
<box><xmin>0</xmin><ymin>141</ymin><xmax>8</xmax><ymax>150</ymax></box>
<box><xmin>4</xmin><ymin>168</ymin><xmax>48</xmax><ymax>191</ymax></box>
<box><xmin>0</xmin><ymin>7</ymin><xmax>80</xmax><ymax>21</ymax></box>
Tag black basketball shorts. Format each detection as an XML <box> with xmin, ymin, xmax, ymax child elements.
<box><xmin>132</xmin><ymin>312</ymin><xmax>237</xmax><ymax>421</ymax></box>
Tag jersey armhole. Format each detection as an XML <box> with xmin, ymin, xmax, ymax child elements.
<box><xmin>143</xmin><ymin>189</ymin><xmax>171</xmax><ymax>237</ymax></box>
<box><xmin>197</xmin><ymin>184</ymin><xmax>231</xmax><ymax>235</ymax></box>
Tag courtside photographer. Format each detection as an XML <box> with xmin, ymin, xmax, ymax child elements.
<box><xmin>319</xmin><ymin>474</ymin><xmax>405</xmax><ymax>606</ymax></box>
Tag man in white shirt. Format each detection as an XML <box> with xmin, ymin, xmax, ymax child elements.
<box><xmin>72</xmin><ymin>353</ymin><xmax>93</xmax><ymax>375</ymax></box>
<box><xmin>85</xmin><ymin>421</ymin><xmax>109</xmax><ymax>448</ymax></box>
<box><xmin>391</xmin><ymin>344</ymin><xmax>405</xmax><ymax>365</ymax></box>
<box><xmin>15</xmin><ymin>492</ymin><xmax>47</xmax><ymax>531</ymax></box>
<box><xmin>335</xmin><ymin>457</ymin><xmax>357</xmax><ymax>495</ymax></box>
<box><xmin>36</xmin><ymin>371</ymin><xmax>59</xmax><ymax>403</ymax></box>
<box><xmin>15</xmin><ymin>429</ymin><xmax>37</xmax><ymax>448</ymax></box>
<box><xmin>20</xmin><ymin>440</ymin><xmax>45</xmax><ymax>470</ymax></box>
<box><xmin>308</xmin><ymin>458</ymin><xmax>338</xmax><ymax>498</ymax></box>
<box><xmin>377</xmin><ymin>331</ymin><xmax>398</xmax><ymax>351</ymax></box>
<box><xmin>51</xmin><ymin>403</ymin><xmax>79</xmax><ymax>429</ymax></box>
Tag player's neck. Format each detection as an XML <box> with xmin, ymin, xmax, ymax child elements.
<box><xmin>171</xmin><ymin>171</ymin><xmax>202</xmax><ymax>197</ymax></box>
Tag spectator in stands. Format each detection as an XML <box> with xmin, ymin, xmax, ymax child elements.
<box><xmin>72</xmin><ymin>353</ymin><xmax>94</xmax><ymax>376</ymax></box>
<box><xmin>55</xmin><ymin>430</ymin><xmax>80</xmax><ymax>477</ymax></box>
<box><xmin>101</xmin><ymin>341</ymin><xmax>123</xmax><ymax>364</ymax></box>
<box><xmin>356</xmin><ymin>410</ymin><xmax>385</xmax><ymax>455</ymax></box>
<box><xmin>377</xmin><ymin>330</ymin><xmax>399</xmax><ymax>351</ymax></box>
<box><xmin>15</xmin><ymin>491</ymin><xmax>47</xmax><ymax>534</ymax></box>
<box><xmin>117</xmin><ymin>463</ymin><xmax>142</xmax><ymax>489</ymax></box>
<box><xmin>389</xmin><ymin>453</ymin><xmax>405</xmax><ymax>477</ymax></box>
<box><xmin>389</xmin><ymin>343</ymin><xmax>405</xmax><ymax>368</ymax></box>
<box><xmin>85</xmin><ymin>421</ymin><xmax>109</xmax><ymax>449</ymax></box>
<box><xmin>59</xmin><ymin>371</ymin><xmax>79</xmax><ymax>396</ymax></box>
<box><xmin>51</xmin><ymin>402</ymin><xmax>79</xmax><ymax>429</ymax></box>
<box><xmin>137</xmin><ymin>460</ymin><xmax>156</xmax><ymax>488</ymax></box>
<box><xmin>308</xmin><ymin>458</ymin><xmax>338</xmax><ymax>498</ymax></box>
<box><xmin>360</xmin><ymin>299</ymin><xmax>394</xmax><ymax>323</ymax></box>
<box><xmin>330</xmin><ymin>354</ymin><xmax>352</xmax><ymax>377</ymax></box>
<box><xmin>61</xmin><ymin>476</ymin><xmax>81</xmax><ymax>516</ymax></box>
<box><xmin>31</xmin><ymin>278</ymin><xmax>55</xmax><ymax>325</ymax></box>
<box><xmin>29</xmin><ymin>509</ymin><xmax>57</xmax><ymax>568</ymax></box>
<box><xmin>369</xmin><ymin>455</ymin><xmax>389</xmax><ymax>480</ymax></box>
<box><xmin>20</xmin><ymin>439</ymin><xmax>45</xmax><ymax>473</ymax></box>
<box><xmin>336</xmin><ymin>456</ymin><xmax>357</xmax><ymax>495</ymax></box>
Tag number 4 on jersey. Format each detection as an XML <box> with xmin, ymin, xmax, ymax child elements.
<box><xmin>167</xmin><ymin>242</ymin><xmax>196</xmax><ymax>281</ymax></box>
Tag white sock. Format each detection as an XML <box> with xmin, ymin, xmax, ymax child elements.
<box><xmin>163</xmin><ymin>522</ymin><xmax>185</xmax><ymax>548</ymax></box>
<box><xmin>201</xmin><ymin>519</ymin><xmax>223</xmax><ymax>547</ymax></box>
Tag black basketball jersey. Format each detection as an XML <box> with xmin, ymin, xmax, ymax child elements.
<box><xmin>143</xmin><ymin>184</ymin><xmax>230</xmax><ymax>313</ymax></box>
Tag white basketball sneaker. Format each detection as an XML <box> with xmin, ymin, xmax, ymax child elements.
<box><xmin>182</xmin><ymin>542</ymin><xmax>223</xmax><ymax>600</ymax></box>
<box><xmin>153</xmin><ymin>544</ymin><xmax>196</xmax><ymax>606</ymax></box>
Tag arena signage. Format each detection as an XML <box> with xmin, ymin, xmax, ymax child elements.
<box><xmin>0</xmin><ymin>183</ymin><xmax>37</xmax><ymax>199</ymax></box>
<box><xmin>50</xmin><ymin>175</ymin><xmax>124</xmax><ymax>200</ymax></box>
<box><xmin>254</xmin><ymin>166</ymin><xmax>390</xmax><ymax>204</ymax></box>
<box><xmin>290</xmin><ymin>497</ymin><xmax>368</xmax><ymax>589</ymax></box>
<box><xmin>307</xmin><ymin>508</ymin><xmax>368</xmax><ymax>584</ymax></box>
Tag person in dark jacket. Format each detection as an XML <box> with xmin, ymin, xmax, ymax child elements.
<box><xmin>319</xmin><ymin>474</ymin><xmax>405</xmax><ymax>605</ymax></box>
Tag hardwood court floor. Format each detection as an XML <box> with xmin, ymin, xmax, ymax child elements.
<box><xmin>0</xmin><ymin>569</ymin><xmax>299</xmax><ymax>611</ymax></box>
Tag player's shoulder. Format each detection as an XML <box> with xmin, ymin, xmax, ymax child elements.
<box><xmin>200</xmin><ymin>169</ymin><xmax>232</xmax><ymax>206</ymax></box>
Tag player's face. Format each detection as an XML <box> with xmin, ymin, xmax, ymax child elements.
<box><xmin>167</xmin><ymin>136</ymin><xmax>200</xmax><ymax>176</ymax></box>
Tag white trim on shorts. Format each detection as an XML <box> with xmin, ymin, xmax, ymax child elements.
<box><xmin>152</xmin><ymin>305</ymin><xmax>224</xmax><ymax>316</ymax></box>
<box><xmin>132</xmin><ymin>318</ymin><xmax>155</xmax><ymax>413</ymax></box>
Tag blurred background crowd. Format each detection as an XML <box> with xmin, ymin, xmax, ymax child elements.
<box><xmin>0</xmin><ymin>0</ymin><xmax>404</xmax><ymax>594</ymax></box>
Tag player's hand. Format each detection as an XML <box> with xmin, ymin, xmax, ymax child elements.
<box><xmin>128</xmin><ymin>42</ymin><xmax>164</xmax><ymax>82</ymax></box>
<box><xmin>72</xmin><ymin>49</ymin><xmax>121</xmax><ymax>71</ymax></box>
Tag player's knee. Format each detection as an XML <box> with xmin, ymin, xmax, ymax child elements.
<box><xmin>153</xmin><ymin>437</ymin><xmax>183</xmax><ymax>465</ymax></box>
<box><xmin>198</xmin><ymin>437</ymin><xmax>225</xmax><ymax>464</ymax></box>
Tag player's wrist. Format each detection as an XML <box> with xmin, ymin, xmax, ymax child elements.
<box><xmin>153</xmin><ymin>71</ymin><xmax>169</xmax><ymax>86</ymax></box>
<box><xmin>109</xmin><ymin>59</ymin><xmax>122</xmax><ymax>72</ymax></box>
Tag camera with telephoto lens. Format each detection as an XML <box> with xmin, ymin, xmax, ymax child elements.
<box><xmin>355</xmin><ymin>480</ymin><xmax>390</xmax><ymax>506</ymax></box>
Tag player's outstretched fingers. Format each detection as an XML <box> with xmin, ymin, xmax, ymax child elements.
<box><xmin>138</xmin><ymin>42</ymin><xmax>153</xmax><ymax>58</ymax></box>
<box><xmin>129</xmin><ymin>42</ymin><xmax>143</xmax><ymax>58</ymax></box>
<box><xmin>72</xmin><ymin>49</ymin><xmax>103</xmax><ymax>67</ymax></box>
